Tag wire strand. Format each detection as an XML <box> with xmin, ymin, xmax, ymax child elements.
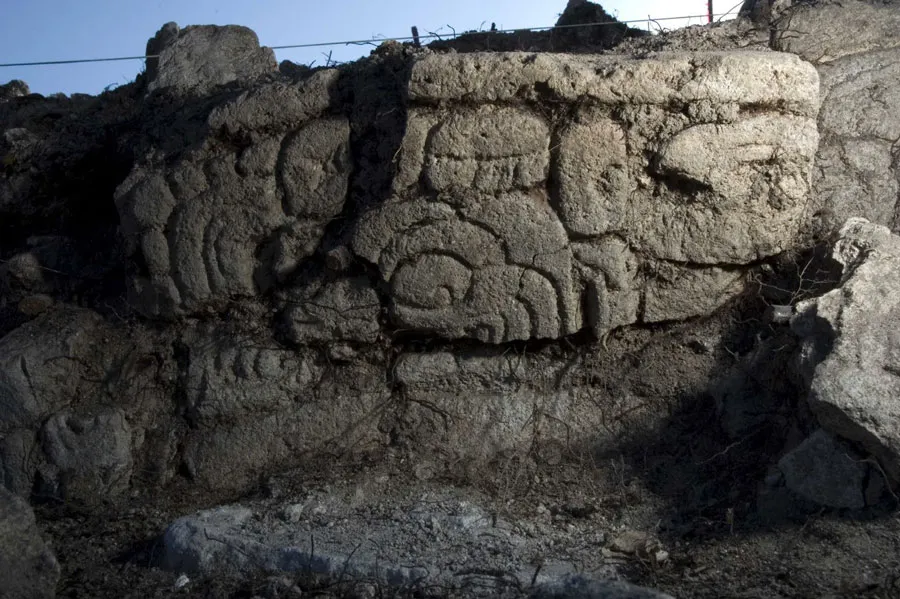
<box><xmin>0</xmin><ymin>12</ymin><xmax>741</xmax><ymax>69</ymax></box>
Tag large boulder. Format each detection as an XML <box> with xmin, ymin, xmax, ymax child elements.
<box><xmin>145</xmin><ymin>23</ymin><xmax>277</xmax><ymax>96</ymax></box>
<box><xmin>353</xmin><ymin>51</ymin><xmax>819</xmax><ymax>342</ymax></box>
<box><xmin>159</xmin><ymin>495</ymin><xmax>672</xmax><ymax>598</ymax></box>
<box><xmin>116</xmin><ymin>70</ymin><xmax>345</xmax><ymax>318</ymax></box>
<box><xmin>0</xmin><ymin>487</ymin><xmax>60</xmax><ymax>599</ymax></box>
<box><xmin>177</xmin><ymin>329</ymin><xmax>388</xmax><ymax>490</ymax></box>
<box><xmin>793</xmin><ymin>218</ymin><xmax>900</xmax><ymax>484</ymax></box>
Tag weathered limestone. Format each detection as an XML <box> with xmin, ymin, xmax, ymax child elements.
<box><xmin>115</xmin><ymin>71</ymin><xmax>347</xmax><ymax>318</ymax></box>
<box><xmin>354</xmin><ymin>51</ymin><xmax>819</xmax><ymax>341</ymax></box>
<box><xmin>734</xmin><ymin>1</ymin><xmax>900</xmax><ymax>235</ymax></box>
<box><xmin>769</xmin><ymin>1</ymin><xmax>900</xmax><ymax>63</ymax></box>
<box><xmin>407</xmin><ymin>52</ymin><xmax>818</xmax><ymax>113</ymax></box>
<box><xmin>159</xmin><ymin>495</ymin><xmax>673</xmax><ymax>598</ymax></box>
<box><xmin>279</xmin><ymin>277</ymin><xmax>382</xmax><ymax>345</ymax></box>
<box><xmin>392</xmin><ymin>348</ymin><xmax>690</xmax><ymax>465</ymax></box>
<box><xmin>0</xmin><ymin>487</ymin><xmax>60</xmax><ymax>599</ymax></box>
<box><xmin>0</xmin><ymin>308</ymin><xmax>173</xmax><ymax>503</ymax></box>
<box><xmin>776</xmin><ymin>429</ymin><xmax>869</xmax><ymax>510</ymax></box>
<box><xmin>40</xmin><ymin>410</ymin><xmax>134</xmax><ymax>502</ymax></box>
<box><xmin>178</xmin><ymin>331</ymin><xmax>388</xmax><ymax>490</ymax></box>
<box><xmin>145</xmin><ymin>23</ymin><xmax>277</xmax><ymax>96</ymax></box>
<box><xmin>793</xmin><ymin>218</ymin><xmax>900</xmax><ymax>484</ymax></box>
<box><xmin>813</xmin><ymin>49</ymin><xmax>900</xmax><ymax>231</ymax></box>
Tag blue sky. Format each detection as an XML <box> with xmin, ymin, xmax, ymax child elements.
<box><xmin>0</xmin><ymin>1</ymin><xmax>738</xmax><ymax>96</ymax></box>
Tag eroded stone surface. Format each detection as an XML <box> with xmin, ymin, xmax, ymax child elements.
<box><xmin>0</xmin><ymin>487</ymin><xmax>60</xmax><ymax>599</ymax></box>
<box><xmin>159</xmin><ymin>485</ymin><xmax>672</xmax><ymax>598</ymax></box>
<box><xmin>777</xmin><ymin>429</ymin><xmax>867</xmax><ymax>510</ymax></box>
<box><xmin>813</xmin><ymin>49</ymin><xmax>900</xmax><ymax>232</ymax></box>
<box><xmin>793</xmin><ymin>218</ymin><xmax>900</xmax><ymax>484</ymax></box>
<box><xmin>392</xmin><ymin>349</ymin><xmax>679</xmax><ymax>464</ymax></box>
<box><xmin>39</xmin><ymin>410</ymin><xmax>133</xmax><ymax>504</ymax></box>
<box><xmin>0</xmin><ymin>308</ymin><xmax>173</xmax><ymax>501</ymax></box>
<box><xmin>771</xmin><ymin>1</ymin><xmax>900</xmax><ymax>63</ymax></box>
<box><xmin>408</xmin><ymin>52</ymin><xmax>818</xmax><ymax>114</ymax></box>
<box><xmin>353</xmin><ymin>191</ymin><xmax>578</xmax><ymax>343</ymax></box>
<box><xmin>146</xmin><ymin>24</ymin><xmax>277</xmax><ymax>97</ymax></box>
<box><xmin>116</xmin><ymin>73</ymin><xmax>348</xmax><ymax>318</ymax></box>
<box><xmin>279</xmin><ymin>277</ymin><xmax>382</xmax><ymax>345</ymax></box>
<box><xmin>354</xmin><ymin>51</ymin><xmax>819</xmax><ymax>342</ymax></box>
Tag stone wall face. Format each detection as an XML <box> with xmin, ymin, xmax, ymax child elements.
<box><xmin>0</xmin><ymin>21</ymin><xmax>828</xmax><ymax>502</ymax></box>
<box><xmin>120</xmin><ymin>49</ymin><xmax>819</xmax><ymax>344</ymax></box>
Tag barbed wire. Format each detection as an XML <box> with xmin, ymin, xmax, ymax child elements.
<box><xmin>0</xmin><ymin>11</ymin><xmax>741</xmax><ymax>69</ymax></box>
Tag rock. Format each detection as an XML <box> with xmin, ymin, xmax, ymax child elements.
<box><xmin>607</xmin><ymin>530</ymin><xmax>667</xmax><ymax>565</ymax></box>
<box><xmin>712</xmin><ymin>333</ymin><xmax>800</xmax><ymax>438</ymax></box>
<box><xmin>353</xmin><ymin>192</ymin><xmax>579</xmax><ymax>343</ymax></box>
<box><xmin>531</xmin><ymin>575</ymin><xmax>674</xmax><ymax>599</ymax></box>
<box><xmin>324</xmin><ymin>245</ymin><xmax>353</xmax><ymax>272</ymax></box>
<box><xmin>0</xmin><ymin>308</ymin><xmax>169</xmax><ymax>501</ymax></box>
<box><xmin>642</xmin><ymin>265</ymin><xmax>744</xmax><ymax>324</ymax></box>
<box><xmin>408</xmin><ymin>51</ymin><xmax>817</xmax><ymax>113</ymax></box>
<box><xmin>812</xmin><ymin>47</ymin><xmax>900</xmax><ymax>232</ymax></box>
<box><xmin>0</xmin><ymin>309</ymin><xmax>110</xmax><ymax>495</ymax></box>
<box><xmin>573</xmin><ymin>239</ymin><xmax>641</xmax><ymax>335</ymax></box>
<box><xmin>279</xmin><ymin>60</ymin><xmax>312</xmax><ymax>80</ymax></box>
<box><xmin>116</xmin><ymin>73</ymin><xmax>346</xmax><ymax>318</ymax></box>
<box><xmin>738</xmin><ymin>0</ymin><xmax>785</xmax><ymax>24</ymax></box>
<box><xmin>736</xmin><ymin>1</ymin><xmax>900</xmax><ymax>235</ymax></box>
<box><xmin>0</xmin><ymin>237</ymin><xmax>79</xmax><ymax>303</ymax></box>
<box><xmin>279</xmin><ymin>277</ymin><xmax>381</xmax><ymax>344</ymax></box>
<box><xmin>395</xmin><ymin>351</ymin><xmax>567</xmax><ymax>459</ymax></box>
<box><xmin>144</xmin><ymin>22</ymin><xmax>180</xmax><ymax>82</ymax></box>
<box><xmin>145</xmin><ymin>23</ymin><xmax>277</xmax><ymax>96</ymax></box>
<box><xmin>173</xmin><ymin>573</ymin><xmax>190</xmax><ymax>590</ymax></box>
<box><xmin>551</xmin><ymin>1</ymin><xmax>646</xmax><ymax>50</ymax></box>
<box><xmin>0</xmin><ymin>486</ymin><xmax>60</xmax><ymax>599</ymax></box>
<box><xmin>776</xmin><ymin>429</ymin><xmax>867</xmax><ymax>509</ymax></box>
<box><xmin>18</xmin><ymin>294</ymin><xmax>55</xmax><ymax>316</ymax></box>
<box><xmin>0</xmin><ymin>251</ymin><xmax>47</xmax><ymax>294</ymax></box>
<box><xmin>354</xmin><ymin>51</ymin><xmax>818</xmax><ymax>342</ymax></box>
<box><xmin>160</xmin><ymin>495</ymin><xmax>667</xmax><ymax>597</ymax></box>
<box><xmin>0</xmin><ymin>79</ymin><xmax>30</xmax><ymax>101</ymax></box>
<box><xmin>391</xmin><ymin>350</ymin><xmax>667</xmax><ymax>463</ymax></box>
<box><xmin>0</xmin><ymin>309</ymin><xmax>108</xmax><ymax>431</ymax></box>
<box><xmin>771</xmin><ymin>1</ymin><xmax>900</xmax><ymax>63</ymax></box>
<box><xmin>161</xmin><ymin>503</ymin><xmax>431</xmax><ymax>584</ymax></box>
<box><xmin>609</xmin><ymin>530</ymin><xmax>652</xmax><ymax>555</ymax></box>
<box><xmin>793</xmin><ymin>218</ymin><xmax>900</xmax><ymax>484</ymax></box>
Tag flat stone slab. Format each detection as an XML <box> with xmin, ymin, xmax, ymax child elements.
<box><xmin>161</xmin><ymin>483</ymin><xmax>671</xmax><ymax>598</ymax></box>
